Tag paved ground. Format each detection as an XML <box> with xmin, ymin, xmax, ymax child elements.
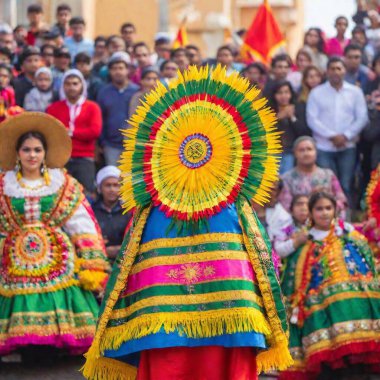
<box><xmin>0</xmin><ymin>356</ymin><xmax>84</xmax><ymax>380</ymax></box>
<box><xmin>1</xmin><ymin>357</ymin><xmax>380</xmax><ymax>380</ymax></box>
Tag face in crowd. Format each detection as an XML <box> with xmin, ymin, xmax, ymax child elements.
<box><xmin>109</xmin><ymin>61</ymin><xmax>129</xmax><ymax>85</ymax></box>
<box><xmin>63</xmin><ymin>75</ymin><xmax>83</xmax><ymax>101</ymax></box>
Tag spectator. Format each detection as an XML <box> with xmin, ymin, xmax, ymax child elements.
<box><xmin>74</xmin><ymin>52</ymin><xmax>104</xmax><ymax>101</ymax></box>
<box><xmin>50</xmin><ymin>3</ymin><xmax>72</xmax><ymax>38</ymax></box>
<box><xmin>40</xmin><ymin>44</ymin><xmax>55</xmax><ymax>67</ymax></box>
<box><xmin>253</xmin><ymin>180</ymin><xmax>292</xmax><ymax>241</ymax></box>
<box><xmin>363</xmin><ymin>90</ymin><xmax>380</xmax><ymax>169</ymax></box>
<box><xmin>366</xmin><ymin>10</ymin><xmax>380</xmax><ymax>58</ymax></box>
<box><xmin>95</xmin><ymin>35</ymin><xmax>125</xmax><ymax>82</ymax></box>
<box><xmin>171</xmin><ymin>48</ymin><xmax>189</xmax><ymax>73</ymax></box>
<box><xmin>0</xmin><ymin>63</ymin><xmax>15</xmax><ymax>122</ymax></box>
<box><xmin>129</xmin><ymin>67</ymin><xmax>159</xmax><ymax>116</ymax></box>
<box><xmin>351</xmin><ymin>25</ymin><xmax>373</xmax><ymax>67</ymax></box>
<box><xmin>287</xmin><ymin>48</ymin><xmax>313</xmax><ymax>93</ymax></box>
<box><xmin>216</xmin><ymin>45</ymin><xmax>234</xmax><ymax>74</ymax></box>
<box><xmin>25</xmin><ymin>3</ymin><xmax>47</xmax><ymax>46</ymax></box>
<box><xmin>279</xmin><ymin>136</ymin><xmax>347</xmax><ymax>217</ymax></box>
<box><xmin>0</xmin><ymin>47</ymin><xmax>12</xmax><ymax>65</ymax></box>
<box><xmin>47</xmin><ymin>69</ymin><xmax>102</xmax><ymax>194</ymax></box>
<box><xmin>366</xmin><ymin>52</ymin><xmax>380</xmax><ymax>95</ymax></box>
<box><xmin>92</xmin><ymin>166</ymin><xmax>132</xmax><ymax>261</ymax></box>
<box><xmin>269</xmin><ymin>80</ymin><xmax>309</xmax><ymax>174</ymax></box>
<box><xmin>13</xmin><ymin>25</ymin><xmax>27</xmax><ymax>51</ymax></box>
<box><xmin>64</xmin><ymin>17</ymin><xmax>94</xmax><ymax>59</ymax></box>
<box><xmin>13</xmin><ymin>46</ymin><xmax>42</xmax><ymax>106</ymax></box>
<box><xmin>297</xmin><ymin>65</ymin><xmax>323</xmax><ymax>134</ymax></box>
<box><xmin>120</xmin><ymin>22</ymin><xmax>136</xmax><ymax>55</ymax></box>
<box><xmin>241</xmin><ymin>62</ymin><xmax>267</xmax><ymax>90</ymax></box>
<box><xmin>186</xmin><ymin>44</ymin><xmax>203</xmax><ymax>68</ymax></box>
<box><xmin>24</xmin><ymin>67</ymin><xmax>54</xmax><ymax>112</ymax></box>
<box><xmin>159</xmin><ymin>59</ymin><xmax>178</xmax><ymax>83</ymax></box>
<box><xmin>106</xmin><ymin>35</ymin><xmax>125</xmax><ymax>56</ymax></box>
<box><xmin>52</xmin><ymin>46</ymin><xmax>71</xmax><ymax>92</ymax></box>
<box><xmin>325</xmin><ymin>16</ymin><xmax>350</xmax><ymax>56</ymax></box>
<box><xmin>0</xmin><ymin>26</ymin><xmax>15</xmax><ymax>52</ymax></box>
<box><xmin>97</xmin><ymin>52</ymin><xmax>139</xmax><ymax>166</ymax></box>
<box><xmin>303</xmin><ymin>27</ymin><xmax>328</xmax><ymax>72</ymax></box>
<box><xmin>306</xmin><ymin>56</ymin><xmax>368</xmax><ymax>201</ymax></box>
<box><xmin>92</xmin><ymin>36</ymin><xmax>108</xmax><ymax>67</ymax></box>
<box><xmin>152</xmin><ymin>35</ymin><xmax>171</xmax><ymax>67</ymax></box>
<box><xmin>131</xmin><ymin>42</ymin><xmax>153</xmax><ymax>84</ymax></box>
<box><xmin>40</xmin><ymin>30</ymin><xmax>64</xmax><ymax>48</ymax></box>
<box><xmin>263</xmin><ymin>53</ymin><xmax>292</xmax><ymax>97</ymax></box>
<box><xmin>344</xmin><ymin>43</ymin><xmax>370</xmax><ymax>90</ymax></box>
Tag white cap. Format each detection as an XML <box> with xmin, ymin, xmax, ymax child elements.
<box><xmin>96</xmin><ymin>165</ymin><xmax>121</xmax><ymax>187</ymax></box>
<box><xmin>108</xmin><ymin>51</ymin><xmax>131</xmax><ymax>66</ymax></box>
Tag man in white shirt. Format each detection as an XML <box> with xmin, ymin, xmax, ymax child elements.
<box><xmin>306</xmin><ymin>56</ymin><xmax>368</xmax><ymax>202</ymax></box>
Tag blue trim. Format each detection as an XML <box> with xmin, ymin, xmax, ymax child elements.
<box><xmin>104</xmin><ymin>330</ymin><xmax>266</xmax><ymax>366</ymax></box>
<box><xmin>141</xmin><ymin>204</ymin><xmax>242</xmax><ymax>243</ymax></box>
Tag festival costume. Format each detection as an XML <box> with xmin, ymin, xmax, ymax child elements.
<box><xmin>83</xmin><ymin>65</ymin><xmax>292</xmax><ymax>380</ymax></box>
<box><xmin>0</xmin><ymin>112</ymin><xmax>110</xmax><ymax>355</ymax></box>
<box><xmin>362</xmin><ymin>164</ymin><xmax>380</xmax><ymax>270</ymax></box>
<box><xmin>280</xmin><ymin>221</ymin><xmax>380</xmax><ymax>379</ymax></box>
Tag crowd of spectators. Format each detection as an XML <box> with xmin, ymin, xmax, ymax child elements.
<box><xmin>2</xmin><ymin>2</ymin><xmax>380</xmax><ymax>258</ymax></box>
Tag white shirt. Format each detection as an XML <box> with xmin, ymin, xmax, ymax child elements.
<box><xmin>265</xmin><ymin>203</ymin><xmax>293</xmax><ymax>241</ymax></box>
<box><xmin>306</xmin><ymin>81</ymin><xmax>368</xmax><ymax>152</ymax></box>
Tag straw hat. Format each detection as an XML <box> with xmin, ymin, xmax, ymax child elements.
<box><xmin>0</xmin><ymin>112</ymin><xmax>72</xmax><ymax>170</ymax></box>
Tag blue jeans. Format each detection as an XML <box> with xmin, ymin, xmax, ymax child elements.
<box><xmin>103</xmin><ymin>145</ymin><xmax>123</xmax><ymax>166</ymax></box>
<box><xmin>317</xmin><ymin>147</ymin><xmax>356</xmax><ymax>202</ymax></box>
<box><xmin>279</xmin><ymin>153</ymin><xmax>295</xmax><ymax>175</ymax></box>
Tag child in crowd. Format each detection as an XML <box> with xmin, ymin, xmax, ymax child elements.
<box><xmin>23</xmin><ymin>67</ymin><xmax>54</xmax><ymax>112</ymax></box>
<box><xmin>0</xmin><ymin>63</ymin><xmax>15</xmax><ymax>122</ymax></box>
<box><xmin>274</xmin><ymin>194</ymin><xmax>309</xmax><ymax>259</ymax></box>
<box><xmin>253</xmin><ymin>180</ymin><xmax>293</xmax><ymax>242</ymax></box>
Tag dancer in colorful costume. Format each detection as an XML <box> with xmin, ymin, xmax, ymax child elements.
<box><xmin>0</xmin><ymin>112</ymin><xmax>110</xmax><ymax>357</ymax></box>
<box><xmin>280</xmin><ymin>191</ymin><xmax>380</xmax><ymax>380</ymax></box>
<box><xmin>361</xmin><ymin>163</ymin><xmax>380</xmax><ymax>270</ymax></box>
<box><xmin>82</xmin><ymin>64</ymin><xmax>292</xmax><ymax>380</ymax></box>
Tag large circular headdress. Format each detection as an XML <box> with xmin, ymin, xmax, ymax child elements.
<box><xmin>120</xmin><ymin>64</ymin><xmax>281</xmax><ymax>223</ymax></box>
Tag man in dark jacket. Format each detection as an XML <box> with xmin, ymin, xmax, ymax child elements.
<box><xmin>96</xmin><ymin>52</ymin><xmax>139</xmax><ymax>166</ymax></box>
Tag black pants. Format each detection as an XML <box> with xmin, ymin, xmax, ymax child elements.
<box><xmin>66</xmin><ymin>157</ymin><xmax>95</xmax><ymax>194</ymax></box>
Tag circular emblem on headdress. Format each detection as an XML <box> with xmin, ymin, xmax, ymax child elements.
<box><xmin>120</xmin><ymin>65</ymin><xmax>281</xmax><ymax>223</ymax></box>
<box><xmin>179</xmin><ymin>134</ymin><xmax>212</xmax><ymax>169</ymax></box>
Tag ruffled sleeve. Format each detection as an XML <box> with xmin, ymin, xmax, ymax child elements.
<box><xmin>63</xmin><ymin>198</ymin><xmax>111</xmax><ymax>292</ymax></box>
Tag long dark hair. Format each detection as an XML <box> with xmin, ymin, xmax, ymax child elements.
<box><xmin>269</xmin><ymin>80</ymin><xmax>296</xmax><ymax>112</ymax></box>
<box><xmin>16</xmin><ymin>131</ymin><xmax>48</xmax><ymax>152</ymax></box>
<box><xmin>304</xmin><ymin>27</ymin><xmax>325</xmax><ymax>53</ymax></box>
<box><xmin>308</xmin><ymin>191</ymin><xmax>336</xmax><ymax>213</ymax></box>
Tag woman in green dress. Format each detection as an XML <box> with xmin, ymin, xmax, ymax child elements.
<box><xmin>0</xmin><ymin>112</ymin><xmax>110</xmax><ymax>358</ymax></box>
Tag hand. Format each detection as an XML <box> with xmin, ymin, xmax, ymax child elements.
<box><xmin>286</xmin><ymin>104</ymin><xmax>295</xmax><ymax>118</ymax></box>
<box><xmin>330</xmin><ymin>134</ymin><xmax>348</xmax><ymax>148</ymax></box>
<box><xmin>106</xmin><ymin>245</ymin><xmax>122</xmax><ymax>259</ymax></box>
<box><xmin>291</xmin><ymin>231</ymin><xmax>308</xmax><ymax>248</ymax></box>
<box><xmin>363</xmin><ymin>217</ymin><xmax>377</xmax><ymax>232</ymax></box>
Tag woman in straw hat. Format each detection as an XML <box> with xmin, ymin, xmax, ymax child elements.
<box><xmin>0</xmin><ymin>112</ymin><xmax>110</xmax><ymax>360</ymax></box>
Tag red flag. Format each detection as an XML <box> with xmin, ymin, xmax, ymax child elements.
<box><xmin>173</xmin><ymin>18</ymin><xmax>189</xmax><ymax>49</ymax></box>
<box><xmin>241</xmin><ymin>0</ymin><xmax>285</xmax><ymax>64</ymax></box>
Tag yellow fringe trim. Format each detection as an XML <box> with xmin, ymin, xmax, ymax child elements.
<box><xmin>0</xmin><ymin>278</ymin><xmax>79</xmax><ymax>297</ymax></box>
<box><xmin>83</xmin><ymin>356</ymin><xmax>137</xmax><ymax>380</ymax></box>
<box><xmin>100</xmin><ymin>308</ymin><xmax>270</xmax><ymax>353</ymax></box>
<box><xmin>240</xmin><ymin>200</ymin><xmax>293</xmax><ymax>372</ymax></box>
<box><xmin>82</xmin><ymin>206</ymin><xmax>151</xmax><ymax>380</ymax></box>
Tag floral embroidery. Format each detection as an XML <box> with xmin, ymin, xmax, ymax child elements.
<box><xmin>166</xmin><ymin>263</ymin><xmax>217</xmax><ymax>284</ymax></box>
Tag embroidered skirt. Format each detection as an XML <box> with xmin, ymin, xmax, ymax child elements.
<box><xmin>280</xmin><ymin>232</ymin><xmax>380</xmax><ymax>379</ymax></box>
